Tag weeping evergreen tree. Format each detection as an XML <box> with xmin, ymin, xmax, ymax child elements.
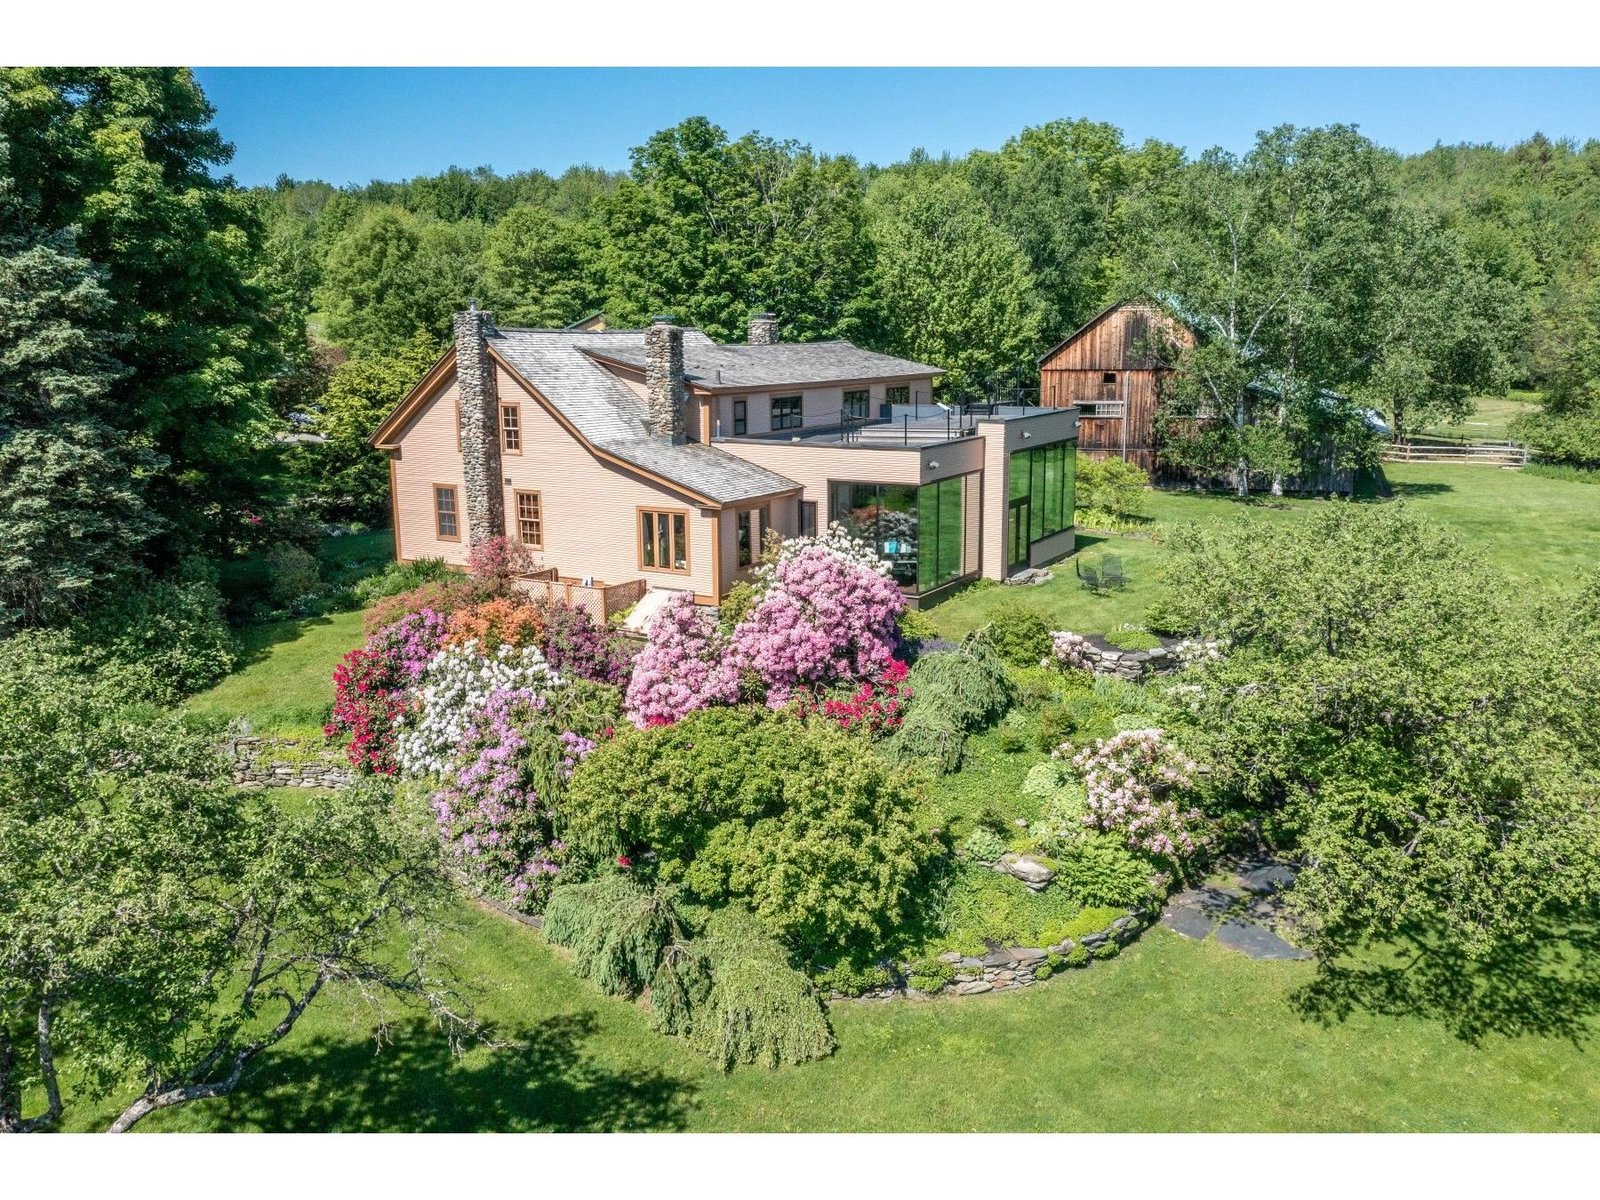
<box><xmin>0</xmin><ymin>129</ymin><xmax>160</xmax><ymax>628</ymax></box>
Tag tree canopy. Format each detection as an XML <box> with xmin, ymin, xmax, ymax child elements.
<box><xmin>1156</xmin><ymin>505</ymin><xmax>1600</xmax><ymax>1035</ymax></box>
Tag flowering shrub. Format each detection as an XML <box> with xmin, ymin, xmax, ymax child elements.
<box><xmin>466</xmin><ymin>535</ymin><xmax>539</xmax><ymax>597</ymax></box>
<box><xmin>1044</xmin><ymin>629</ymin><xmax>1094</xmax><ymax>671</ymax></box>
<box><xmin>429</xmin><ymin>686</ymin><xmax>597</xmax><ymax>911</ymax></box>
<box><xmin>1174</xmin><ymin>637</ymin><xmax>1225</xmax><ymax>666</ymax></box>
<box><xmin>325</xmin><ymin>609</ymin><xmax>449</xmax><ymax>772</ymax></box>
<box><xmin>363</xmin><ymin>576</ymin><xmax>479</xmax><ymax>633</ymax></box>
<box><xmin>755</xmin><ymin>522</ymin><xmax>890</xmax><ymax>583</ymax></box>
<box><xmin>541</xmin><ymin>601</ymin><xmax>634</xmax><ymax>685</ymax></box>
<box><xmin>1058</xmin><ymin>728</ymin><xmax>1205</xmax><ymax>860</ymax></box>
<box><xmin>792</xmin><ymin>657</ymin><xmax>910</xmax><ymax>737</ymax></box>
<box><xmin>624</xmin><ymin>593</ymin><xmax>740</xmax><ymax>727</ymax></box>
<box><xmin>444</xmin><ymin>597</ymin><xmax>545</xmax><ymax>651</ymax></box>
<box><xmin>394</xmin><ymin>640</ymin><xmax>562</xmax><ymax>777</ymax></box>
<box><xmin>730</xmin><ymin>544</ymin><xmax>906</xmax><ymax>706</ymax></box>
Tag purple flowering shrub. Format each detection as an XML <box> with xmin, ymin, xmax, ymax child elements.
<box><xmin>1058</xmin><ymin>728</ymin><xmax>1206</xmax><ymax>860</ymax></box>
<box><xmin>430</xmin><ymin>685</ymin><xmax>599</xmax><ymax>911</ymax></box>
<box><xmin>624</xmin><ymin>593</ymin><xmax>740</xmax><ymax>726</ymax></box>
<box><xmin>541</xmin><ymin>601</ymin><xmax>634</xmax><ymax>685</ymax></box>
<box><xmin>729</xmin><ymin>544</ymin><xmax>907</xmax><ymax>706</ymax></box>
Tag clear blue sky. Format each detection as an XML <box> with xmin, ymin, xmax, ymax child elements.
<box><xmin>192</xmin><ymin>67</ymin><xmax>1600</xmax><ymax>188</ymax></box>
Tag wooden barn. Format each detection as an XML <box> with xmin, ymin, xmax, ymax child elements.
<box><xmin>1037</xmin><ymin>299</ymin><xmax>1193</xmax><ymax>473</ymax></box>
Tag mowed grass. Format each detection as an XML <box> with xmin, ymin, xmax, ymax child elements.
<box><xmin>66</xmin><ymin>897</ymin><xmax>1600</xmax><ymax>1133</ymax></box>
<box><xmin>1418</xmin><ymin>390</ymin><xmax>1542</xmax><ymax>442</ymax></box>
<box><xmin>184</xmin><ymin>608</ymin><xmax>366</xmax><ymax>737</ymax></box>
<box><xmin>928</xmin><ymin>461</ymin><xmax>1599</xmax><ymax>638</ymax></box>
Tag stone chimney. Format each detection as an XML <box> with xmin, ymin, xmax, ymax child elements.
<box><xmin>747</xmin><ymin>311</ymin><xmax>779</xmax><ymax>345</ymax></box>
<box><xmin>453</xmin><ymin>305</ymin><xmax>505</xmax><ymax>545</ymax></box>
<box><xmin>644</xmin><ymin>315</ymin><xmax>688</xmax><ymax>443</ymax></box>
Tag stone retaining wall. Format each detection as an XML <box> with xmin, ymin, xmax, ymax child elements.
<box><xmin>223</xmin><ymin>735</ymin><xmax>354</xmax><ymax>790</ymax></box>
<box><xmin>1079</xmin><ymin>638</ymin><xmax>1178</xmax><ymax>680</ymax></box>
<box><xmin>828</xmin><ymin>902</ymin><xmax>1158</xmax><ymax>1002</ymax></box>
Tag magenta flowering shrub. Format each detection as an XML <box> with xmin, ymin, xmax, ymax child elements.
<box><xmin>430</xmin><ymin>685</ymin><xmax>599</xmax><ymax>911</ymax></box>
<box><xmin>541</xmin><ymin>601</ymin><xmax>634</xmax><ymax>685</ymax></box>
<box><xmin>1058</xmin><ymin>728</ymin><xmax>1206</xmax><ymax>860</ymax></box>
<box><xmin>729</xmin><ymin>544</ymin><xmax>907</xmax><ymax>705</ymax></box>
<box><xmin>624</xmin><ymin>593</ymin><xmax>740</xmax><ymax>727</ymax></box>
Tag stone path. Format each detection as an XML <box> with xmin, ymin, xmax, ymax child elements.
<box><xmin>1159</xmin><ymin>854</ymin><xmax>1311</xmax><ymax>961</ymax></box>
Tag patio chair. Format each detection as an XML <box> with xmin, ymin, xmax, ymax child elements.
<box><xmin>1101</xmin><ymin>556</ymin><xmax>1128</xmax><ymax>590</ymax></box>
<box><xmin>1075</xmin><ymin>560</ymin><xmax>1103</xmax><ymax>593</ymax></box>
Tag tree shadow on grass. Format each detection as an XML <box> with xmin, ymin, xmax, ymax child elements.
<box><xmin>207</xmin><ymin>1010</ymin><xmax>699</xmax><ymax>1132</ymax></box>
<box><xmin>229</xmin><ymin>612</ymin><xmax>340</xmax><ymax>672</ymax></box>
<box><xmin>1386</xmin><ymin>480</ymin><xmax>1456</xmax><ymax>500</ymax></box>
<box><xmin>1291</xmin><ymin>919</ymin><xmax>1600</xmax><ymax>1048</ymax></box>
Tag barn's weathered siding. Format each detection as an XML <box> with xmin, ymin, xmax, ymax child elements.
<box><xmin>1039</xmin><ymin>300</ymin><xmax>1193</xmax><ymax>473</ymax></box>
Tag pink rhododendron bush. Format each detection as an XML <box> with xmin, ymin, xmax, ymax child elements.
<box><xmin>730</xmin><ymin>542</ymin><xmax>907</xmax><ymax>706</ymax></box>
<box><xmin>625</xmin><ymin>528</ymin><xmax>908</xmax><ymax>726</ymax></box>
<box><xmin>1044</xmin><ymin>629</ymin><xmax>1093</xmax><ymax>671</ymax></box>
<box><xmin>1058</xmin><ymin>728</ymin><xmax>1207</xmax><ymax>861</ymax></box>
<box><xmin>624</xmin><ymin>592</ymin><xmax>741</xmax><ymax>726</ymax></box>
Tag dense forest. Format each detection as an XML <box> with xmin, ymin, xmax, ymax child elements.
<box><xmin>3</xmin><ymin>66</ymin><xmax>1599</xmax><ymax>639</ymax></box>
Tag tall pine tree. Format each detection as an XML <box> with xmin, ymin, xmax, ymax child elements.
<box><xmin>0</xmin><ymin>124</ymin><xmax>160</xmax><ymax>627</ymax></box>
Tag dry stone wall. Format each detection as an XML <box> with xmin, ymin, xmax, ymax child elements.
<box><xmin>828</xmin><ymin>901</ymin><xmax>1158</xmax><ymax>1003</ymax></box>
<box><xmin>224</xmin><ymin>735</ymin><xmax>353</xmax><ymax>790</ymax></box>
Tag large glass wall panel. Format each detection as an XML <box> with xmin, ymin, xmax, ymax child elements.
<box><xmin>1010</xmin><ymin>438</ymin><xmax>1076</xmax><ymax>545</ymax></box>
<box><xmin>829</xmin><ymin>475</ymin><xmax>975</xmax><ymax>593</ymax></box>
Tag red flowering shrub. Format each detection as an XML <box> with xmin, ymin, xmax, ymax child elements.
<box><xmin>326</xmin><ymin>609</ymin><xmax>449</xmax><ymax>773</ymax></box>
<box><xmin>793</xmin><ymin>657</ymin><xmax>910</xmax><ymax>738</ymax></box>
<box><xmin>467</xmin><ymin>535</ymin><xmax>540</xmax><ymax>597</ymax></box>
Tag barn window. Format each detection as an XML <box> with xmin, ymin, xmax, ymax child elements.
<box><xmin>1103</xmin><ymin>372</ymin><xmax>1118</xmax><ymax>385</ymax></box>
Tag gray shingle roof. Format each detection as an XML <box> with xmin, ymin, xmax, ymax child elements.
<box><xmin>488</xmin><ymin>327</ymin><xmax>800</xmax><ymax>505</ymax></box>
<box><xmin>586</xmin><ymin>339</ymin><xmax>944</xmax><ymax>390</ymax></box>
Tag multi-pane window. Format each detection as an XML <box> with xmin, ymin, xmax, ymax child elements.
<box><xmin>736</xmin><ymin>508</ymin><xmax>764</xmax><ymax>568</ymax></box>
<box><xmin>514</xmin><ymin>490</ymin><xmax>543</xmax><ymax>548</ymax></box>
<box><xmin>639</xmin><ymin>508</ymin><xmax>689</xmax><ymax>573</ymax></box>
<box><xmin>433</xmin><ymin>484</ymin><xmax>460</xmax><ymax>541</ymax></box>
<box><xmin>732</xmin><ymin>398</ymin><xmax>747</xmax><ymax>436</ymax></box>
<box><xmin>501</xmin><ymin>403</ymin><xmax>522</xmax><ymax>453</ymax></box>
<box><xmin>771</xmin><ymin>395</ymin><xmax>802</xmax><ymax>431</ymax></box>
<box><xmin>885</xmin><ymin>385</ymin><xmax>910</xmax><ymax>407</ymax></box>
<box><xmin>1009</xmin><ymin>440</ymin><xmax>1076</xmax><ymax>544</ymax></box>
<box><xmin>843</xmin><ymin>389</ymin><xmax>870</xmax><ymax>420</ymax></box>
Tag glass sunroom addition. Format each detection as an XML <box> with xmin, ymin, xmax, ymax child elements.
<box><xmin>829</xmin><ymin>476</ymin><xmax>977</xmax><ymax>594</ymax></box>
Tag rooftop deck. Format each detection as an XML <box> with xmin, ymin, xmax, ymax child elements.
<box><xmin>720</xmin><ymin>404</ymin><xmax>1056</xmax><ymax>450</ymax></box>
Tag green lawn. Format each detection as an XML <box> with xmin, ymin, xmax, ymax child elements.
<box><xmin>929</xmin><ymin>461</ymin><xmax>1599</xmax><ymax>638</ymax></box>
<box><xmin>117</xmin><ymin>465</ymin><xmax>1600</xmax><ymax>1132</ymax></box>
<box><xmin>184</xmin><ymin>608</ymin><xmax>366</xmax><ymax>738</ymax></box>
<box><xmin>69</xmin><ymin>897</ymin><xmax>1599</xmax><ymax>1133</ymax></box>
<box><xmin>1417</xmin><ymin>390</ymin><xmax>1542</xmax><ymax>442</ymax></box>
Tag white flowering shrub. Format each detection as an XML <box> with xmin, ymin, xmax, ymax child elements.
<box><xmin>1174</xmin><ymin>637</ymin><xmax>1225</xmax><ymax>666</ymax></box>
<box><xmin>756</xmin><ymin>522</ymin><xmax>891</xmax><ymax>584</ymax></box>
<box><xmin>394</xmin><ymin>640</ymin><xmax>563</xmax><ymax>777</ymax></box>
